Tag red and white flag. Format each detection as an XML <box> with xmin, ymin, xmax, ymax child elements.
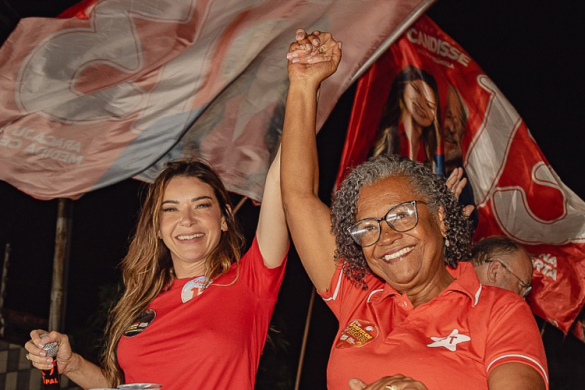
<box><xmin>0</xmin><ymin>0</ymin><xmax>433</xmax><ymax>200</ymax></box>
<box><xmin>337</xmin><ymin>15</ymin><xmax>585</xmax><ymax>334</ymax></box>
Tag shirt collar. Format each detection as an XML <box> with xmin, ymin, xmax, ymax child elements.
<box><xmin>367</xmin><ymin>262</ymin><xmax>482</xmax><ymax>306</ymax></box>
<box><xmin>443</xmin><ymin>262</ymin><xmax>482</xmax><ymax>306</ymax></box>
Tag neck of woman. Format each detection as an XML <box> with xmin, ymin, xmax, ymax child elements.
<box><xmin>407</xmin><ymin>267</ymin><xmax>455</xmax><ymax>308</ymax></box>
<box><xmin>172</xmin><ymin>261</ymin><xmax>207</xmax><ymax>279</ymax></box>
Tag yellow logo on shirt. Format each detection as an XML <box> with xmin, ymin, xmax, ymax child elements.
<box><xmin>336</xmin><ymin>319</ymin><xmax>378</xmax><ymax>348</ymax></box>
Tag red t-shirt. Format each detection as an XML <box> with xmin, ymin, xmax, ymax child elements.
<box><xmin>319</xmin><ymin>262</ymin><xmax>548</xmax><ymax>390</ymax></box>
<box><xmin>117</xmin><ymin>237</ymin><xmax>287</xmax><ymax>390</ymax></box>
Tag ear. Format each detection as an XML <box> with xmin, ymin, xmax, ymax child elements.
<box><xmin>486</xmin><ymin>261</ymin><xmax>501</xmax><ymax>284</ymax></box>
<box><xmin>221</xmin><ymin>204</ymin><xmax>232</xmax><ymax>232</ymax></box>
<box><xmin>437</xmin><ymin>206</ymin><xmax>447</xmax><ymax>238</ymax></box>
<box><xmin>157</xmin><ymin>230</ymin><xmax>161</xmax><ymax>239</ymax></box>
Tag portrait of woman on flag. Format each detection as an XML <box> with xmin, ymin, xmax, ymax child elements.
<box><xmin>371</xmin><ymin>65</ymin><xmax>441</xmax><ymax>169</ymax></box>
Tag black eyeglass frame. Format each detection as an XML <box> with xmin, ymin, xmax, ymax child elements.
<box><xmin>348</xmin><ymin>200</ymin><xmax>427</xmax><ymax>248</ymax></box>
<box><xmin>485</xmin><ymin>259</ymin><xmax>532</xmax><ymax>298</ymax></box>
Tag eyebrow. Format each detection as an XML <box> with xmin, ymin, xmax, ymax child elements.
<box><xmin>161</xmin><ymin>196</ymin><xmax>213</xmax><ymax>205</ymax></box>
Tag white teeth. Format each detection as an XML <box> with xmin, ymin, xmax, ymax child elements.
<box><xmin>383</xmin><ymin>246</ymin><xmax>414</xmax><ymax>261</ymax></box>
<box><xmin>177</xmin><ymin>233</ymin><xmax>204</xmax><ymax>240</ymax></box>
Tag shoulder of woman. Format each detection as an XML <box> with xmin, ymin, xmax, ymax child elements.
<box><xmin>477</xmin><ymin>285</ymin><xmax>531</xmax><ymax>315</ymax></box>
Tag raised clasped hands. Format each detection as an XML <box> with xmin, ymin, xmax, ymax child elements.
<box><xmin>286</xmin><ymin>28</ymin><xmax>342</xmax><ymax>88</ymax></box>
<box><xmin>349</xmin><ymin>374</ymin><xmax>429</xmax><ymax>390</ymax></box>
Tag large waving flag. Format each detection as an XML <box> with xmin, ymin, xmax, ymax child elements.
<box><xmin>0</xmin><ymin>0</ymin><xmax>433</xmax><ymax>200</ymax></box>
<box><xmin>336</xmin><ymin>15</ymin><xmax>585</xmax><ymax>334</ymax></box>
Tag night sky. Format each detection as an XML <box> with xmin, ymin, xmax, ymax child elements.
<box><xmin>0</xmin><ymin>0</ymin><xmax>584</xmax><ymax>389</ymax></box>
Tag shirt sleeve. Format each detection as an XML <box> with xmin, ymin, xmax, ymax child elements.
<box><xmin>484</xmin><ymin>296</ymin><xmax>549</xmax><ymax>388</ymax></box>
<box><xmin>319</xmin><ymin>261</ymin><xmax>380</xmax><ymax>321</ymax></box>
<box><xmin>318</xmin><ymin>261</ymin><xmax>346</xmax><ymax>318</ymax></box>
<box><xmin>239</xmin><ymin>235</ymin><xmax>287</xmax><ymax>300</ymax></box>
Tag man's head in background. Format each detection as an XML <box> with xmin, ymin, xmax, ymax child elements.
<box><xmin>443</xmin><ymin>85</ymin><xmax>468</xmax><ymax>170</ymax></box>
<box><xmin>471</xmin><ymin>235</ymin><xmax>533</xmax><ymax>298</ymax></box>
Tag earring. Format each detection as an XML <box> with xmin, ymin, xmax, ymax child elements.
<box><xmin>444</xmin><ymin>238</ymin><xmax>450</xmax><ymax>247</ymax></box>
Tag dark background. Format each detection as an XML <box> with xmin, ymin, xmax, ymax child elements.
<box><xmin>1</xmin><ymin>0</ymin><xmax>584</xmax><ymax>389</ymax></box>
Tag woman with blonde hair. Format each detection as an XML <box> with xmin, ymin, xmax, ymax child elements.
<box><xmin>25</xmin><ymin>154</ymin><xmax>288</xmax><ymax>389</ymax></box>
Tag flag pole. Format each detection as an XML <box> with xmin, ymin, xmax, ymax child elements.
<box><xmin>48</xmin><ymin>198</ymin><xmax>72</xmax><ymax>332</ymax></box>
<box><xmin>232</xmin><ymin>196</ymin><xmax>248</xmax><ymax>214</ymax></box>
<box><xmin>0</xmin><ymin>243</ymin><xmax>10</xmax><ymax>337</ymax></box>
<box><xmin>294</xmin><ymin>287</ymin><xmax>316</xmax><ymax>390</ymax></box>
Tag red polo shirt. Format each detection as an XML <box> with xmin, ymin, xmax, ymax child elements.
<box><xmin>319</xmin><ymin>262</ymin><xmax>548</xmax><ymax>390</ymax></box>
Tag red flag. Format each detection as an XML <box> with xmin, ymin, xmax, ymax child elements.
<box><xmin>337</xmin><ymin>15</ymin><xmax>585</xmax><ymax>334</ymax></box>
<box><xmin>571</xmin><ymin>319</ymin><xmax>585</xmax><ymax>343</ymax></box>
<box><xmin>0</xmin><ymin>0</ymin><xmax>433</xmax><ymax>200</ymax></box>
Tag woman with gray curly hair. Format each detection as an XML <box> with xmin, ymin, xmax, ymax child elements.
<box><xmin>282</xmin><ymin>29</ymin><xmax>547</xmax><ymax>390</ymax></box>
<box><xmin>332</xmin><ymin>154</ymin><xmax>471</xmax><ymax>289</ymax></box>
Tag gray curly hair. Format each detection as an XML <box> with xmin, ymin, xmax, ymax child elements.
<box><xmin>331</xmin><ymin>154</ymin><xmax>472</xmax><ymax>288</ymax></box>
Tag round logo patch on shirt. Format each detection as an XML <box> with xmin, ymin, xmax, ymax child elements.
<box><xmin>336</xmin><ymin>319</ymin><xmax>379</xmax><ymax>348</ymax></box>
<box><xmin>124</xmin><ymin>309</ymin><xmax>156</xmax><ymax>337</ymax></box>
<box><xmin>181</xmin><ymin>276</ymin><xmax>212</xmax><ymax>303</ymax></box>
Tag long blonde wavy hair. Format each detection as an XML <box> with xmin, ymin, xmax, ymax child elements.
<box><xmin>101</xmin><ymin>160</ymin><xmax>245</xmax><ymax>386</ymax></box>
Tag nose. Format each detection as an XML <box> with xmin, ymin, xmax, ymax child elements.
<box><xmin>179</xmin><ymin>208</ymin><xmax>197</xmax><ymax>226</ymax></box>
<box><xmin>377</xmin><ymin>221</ymin><xmax>403</xmax><ymax>246</ymax></box>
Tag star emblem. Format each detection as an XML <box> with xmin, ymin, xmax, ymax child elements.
<box><xmin>427</xmin><ymin>328</ymin><xmax>471</xmax><ymax>352</ymax></box>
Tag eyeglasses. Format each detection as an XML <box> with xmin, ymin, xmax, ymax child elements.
<box><xmin>485</xmin><ymin>259</ymin><xmax>532</xmax><ymax>298</ymax></box>
<box><xmin>348</xmin><ymin>200</ymin><xmax>426</xmax><ymax>247</ymax></box>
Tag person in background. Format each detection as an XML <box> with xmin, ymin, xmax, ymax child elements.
<box><xmin>24</xmin><ymin>151</ymin><xmax>289</xmax><ymax>390</ymax></box>
<box><xmin>282</xmin><ymin>28</ymin><xmax>547</xmax><ymax>390</ymax></box>
<box><xmin>471</xmin><ymin>235</ymin><xmax>533</xmax><ymax>299</ymax></box>
<box><xmin>443</xmin><ymin>85</ymin><xmax>478</xmax><ymax>230</ymax></box>
<box><xmin>443</xmin><ymin>85</ymin><xmax>469</xmax><ymax>172</ymax></box>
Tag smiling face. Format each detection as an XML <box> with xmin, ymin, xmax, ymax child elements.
<box><xmin>355</xmin><ymin>175</ymin><xmax>450</xmax><ymax>296</ymax></box>
<box><xmin>158</xmin><ymin>176</ymin><xmax>227</xmax><ymax>278</ymax></box>
<box><xmin>402</xmin><ymin>80</ymin><xmax>437</xmax><ymax>128</ymax></box>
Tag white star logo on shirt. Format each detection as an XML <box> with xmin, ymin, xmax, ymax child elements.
<box><xmin>427</xmin><ymin>328</ymin><xmax>471</xmax><ymax>352</ymax></box>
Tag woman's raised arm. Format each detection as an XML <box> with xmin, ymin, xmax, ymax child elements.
<box><xmin>256</xmin><ymin>146</ymin><xmax>289</xmax><ymax>268</ymax></box>
<box><xmin>280</xmin><ymin>29</ymin><xmax>342</xmax><ymax>292</ymax></box>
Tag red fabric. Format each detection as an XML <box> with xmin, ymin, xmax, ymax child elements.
<box><xmin>396</xmin><ymin>122</ymin><xmax>427</xmax><ymax>162</ymax></box>
<box><xmin>0</xmin><ymin>0</ymin><xmax>429</xmax><ymax>200</ymax></box>
<box><xmin>116</xmin><ymin>236</ymin><xmax>287</xmax><ymax>390</ymax></box>
<box><xmin>336</xmin><ymin>62</ymin><xmax>388</xmax><ymax>182</ymax></box>
<box><xmin>335</xmin><ymin>15</ymin><xmax>585</xmax><ymax>334</ymax></box>
<box><xmin>319</xmin><ymin>262</ymin><xmax>548</xmax><ymax>390</ymax></box>
<box><xmin>57</xmin><ymin>0</ymin><xmax>99</xmax><ymax>19</ymax></box>
<box><xmin>571</xmin><ymin>320</ymin><xmax>585</xmax><ymax>343</ymax></box>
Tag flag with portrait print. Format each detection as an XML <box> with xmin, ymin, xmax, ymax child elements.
<box><xmin>336</xmin><ymin>15</ymin><xmax>585</xmax><ymax>334</ymax></box>
<box><xmin>0</xmin><ymin>0</ymin><xmax>433</xmax><ymax>201</ymax></box>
